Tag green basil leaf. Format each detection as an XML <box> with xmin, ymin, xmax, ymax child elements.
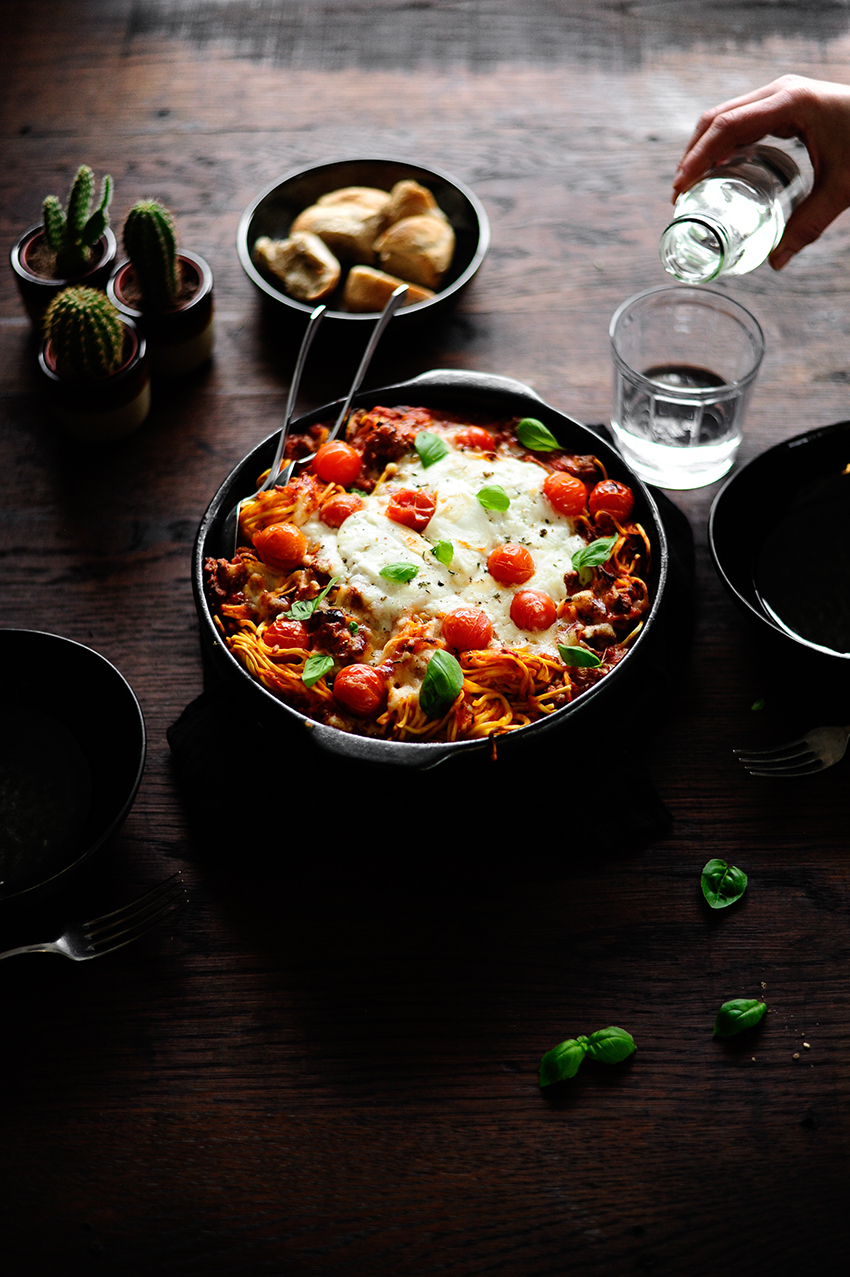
<box><xmin>415</xmin><ymin>430</ymin><xmax>449</xmax><ymax>468</ymax></box>
<box><xmin>380</xmin><ymin>562</ymin><xmax>419</xmax><ymax>583</ymax></box>
<box><xmin>571</xmin><ymin>535</ymin><xmax>618</xmax><ymax>572</ymax></box>
<box><xmin>539</xmin><ymin>1037</ymin><xmax>588</xmax><ymax>1087</ymax></box>
<box><xmin>476</xmin><ymin>485</ymin><xmax>510</xmax><ymax>512</ymax></box>
<box><xmin>419</xmin><ymin>649</ymin><xmax>464</xmax><ymax>718</ymax></box>
<box><xmin>430</xmin><ymin>540</ymin><xmax>454</xmax><ymax>566</ymax></box>
<box><xmin>585</xmin><ymin>1026</ymin><xmax>636</xmax><ymax>1064</ymax></box>
<box><xmin>713</xmin><ymin>999</ymin><xmax>767</xmax><ymax>1038</ymax></box>
<box><xmin>701</xmin><ymin>858</ymin><xmax>748</xmax><ymax>909</ymax></box>
<box><xmin>516</xmin><ymin>417</ymin><xmax>560</xmax><ymax>452</ymax></box>
<box><xmin>347</xmin><ymin>620</ymin><xmax>359</xmax><ymax>634</ymax></box>
<box><xmin>302</xmin><ymin>653</ymin><xmax>334</xmax><ymax>689</ymax></box>
<box><xmin>751</xmin><ymin>698</ymin><xmax>765</xmax><ymax>711</ymax></box>
<box><xmin>557</xmin><ymin>644</ymin><xmax>602</xmax><ymax>669</ymax></box>
<box><xmin>289</xmin><ymin>577</ymin><xmax>339</xmax><ymax>621</ymax></box>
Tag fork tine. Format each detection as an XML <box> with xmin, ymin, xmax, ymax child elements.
<box><xmin>733</xmin><ymin>739</ymin><xmax>807</xmax><ymax>761</ymax></box>
<box><xmin>87</xmin><ymin>894</ymin><xmax>187</xmax><ymax>956</ymax></box>
<box><xmin>86</xmin><ymin>880</ymin><xmax>186</xmax><ymax>947</ymax></box>
<box><xmin>83</xmin><ymin>872</ymin><xmax>183</xmax><ymax>935</ymax></box>
<box><xmin>742</xmin><ymin>759</ymin><xmax>826</xmax><ymax>778</ymax></box>
<box><xmin>735</xmin><ymin>748</ymin><xmax>813</xmax><ymax>767</ymax></box>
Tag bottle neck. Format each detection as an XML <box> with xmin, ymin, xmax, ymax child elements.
<box><xmin>659</xmin><ymin>215</ymin><xmax>728</xmax><ymax>284</ymax></box>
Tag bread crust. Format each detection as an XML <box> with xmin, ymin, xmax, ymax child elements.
<box><xmin>252</xmin><ymin>232</ymin><xmax>341</xmax><ymax>301</ymax></box>
<box><xmin>343</xmin><ymin>265</ymin><xmax>434</xmax><ymax>312</ymax></box>
<box><xmin>372</xmin><ymin>214</ymin><xmax>456</xmax><ymax>290</ymax></box>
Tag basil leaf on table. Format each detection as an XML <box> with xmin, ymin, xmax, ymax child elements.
<box><xmin>713</xmin><ymin>999</ymin><xmax>767</xmax><ymax>1038</ymax></box>
<box><xmin>476</xmin><ymin>485</ymin><xmax>510</xmax><ymax>512</ymax></box>
<box><xmin>516</xmin><ymin>417</ymin><xmax>560</xmax><ymax>452</ymax></box>
<box><xmin>557</xmin><ymin>644</ymin><xmax>602</xmax><ymax>669</ymax></box>
<box><xmin>584</xmin><ymin>1026</ymin><xmax>636</xmax><ymax>1064</ymax></box>
<box><xmin>415</xmin><ymin>430</ymin><xmax>449</xmax><ymax>468</ymax></box>
<box><xmin>289</xmin><ymin>576</ymin><xmax>339</xmax><ymax>621</ymax></box>
<box><xmin>539</xmin><ymin>1026</ymin><xmax>636</xmax><ymax>1086</ymax></box>
<box><xmin>419</xmin><ymin>649</ymin><xmax>464</xmax><ymax>718</ymax></box>
<box><xmin>430</xmin><ymin>540</ymin><xmax>454</xmax><ymax>566</ymax></box>
<box><xmin>539</xmin><ymin>1037</ymin><xmax>588</xmax><ymax>1087</ymax></box>
<box><xmin>380</xmin><ymin>562</ymin><xmax>419</xmax><ymax>583</ymax></box>
<box><xmin>302</xmin><ymin>653</ymin><xmax>334</xmax><ymax>689</ymax></box>
<box><xmin>701</xmin><ymin>858</ymin><xmax>748</xmax><ymax>909</ymax></box>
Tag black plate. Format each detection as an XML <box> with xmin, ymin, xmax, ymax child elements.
<box><xmin>236</xmin><ymin>156</ymin><xmax>490</xmax><ymax>324</ymax></box>
<box><xmin>709</xmin><ymin>420</ymin><xmax>850</xmax><ymax>669</ymax></box>
<box><xmin>193</xmin><ymin>369</ymin><xmax>670</xmax><ymax>769</ymax></box>
<box><xmin>0</xmin><ymin>630</ymin><xmax>146</xmax><ymax>906</ymax></box>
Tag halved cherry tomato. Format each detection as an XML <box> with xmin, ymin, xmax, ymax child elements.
<box><xmin>263</xmin><ymin>618</ymin><xmax>310</xmax><ymax>650</ymax></box>
<box><xmin>332</xmin><ymin>664</ymin><xmax>387</xmax><ymax>718</ymax></box>
<box><xmin>320</xmin><ymin>492</ymin><xmax>364</xmax><ymax>528</ymax></box>
<box><xmin>312</xmin><ymin>440</ymin><xmax>363</xmax><ymax>486</ymax></box>
<box><xmin>442</xmin><ymin>606</ymin><xmax>493</xmax><ymax>651</ymax></box>
<box><xmin>487</xmin><ymin>543</ymin><xmax>535</xmax><ymax>585</ymax></box>
<box><xmin>454</xmin><ymin>426</ymin><xmax>495</xmax><ymax>451</ymax></box>
<box><xmin>253</xmin><ymin>522</ymin><xmax>308</xmax><ymax>571</ymax></box>
<box><xmin>510</xmin><ymin>589</ymin><xmax>557</xmax><ymax>631</ymax></box>
<box><xmin>588</xmin><ymin>479</ymin><xmax>634</xmax><ymax>521</ymax></box>
<box><xmin>386</xmin><ymin>488</ymin><xmax>437</xmax><ymax>532</ymax></box>
<box><xmin>542</xmin><ymin>471</ymin><xmax>587</xmax><ymax>517</ymax></box>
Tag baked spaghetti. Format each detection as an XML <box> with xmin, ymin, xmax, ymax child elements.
<box><xmin>204</xmin><ymin>406</ymin><xmax>651</xmax><ymax>742</ymax></box>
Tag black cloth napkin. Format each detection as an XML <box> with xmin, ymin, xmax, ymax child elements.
<box><xmin>168</xmin><ymin>486</ymin><xmax>693</xmax><ymax>889</ymax></box>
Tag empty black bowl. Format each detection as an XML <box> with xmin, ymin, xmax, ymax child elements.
<box><xmin>236</xmin><ymin>156</ymin><xmax>490</xmax><ymax>323</ymax></box>
<box><xmin>0</xmin><ymin>630</ymin><xmax>146</xmax><ymax>906</ymax></box>
<box><xmin>709</xmin><ymin>419</ymin><xmax>850</xmax><ymax>669</ymax></box>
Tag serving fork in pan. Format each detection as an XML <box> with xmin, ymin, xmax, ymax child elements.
<box><xmin>0</xmin><ymin>872</ymin><xmax>187</xmax><ymax>962</ymax></box>
<box><xmin>734</xmin><ymin>723</ymin><xmax>850</xmax><ymax>777</ymax></box>
<box><xmin>220</xmin><ymin>281</ymin><xmax>408</xmax><ymax>557</ymax></box>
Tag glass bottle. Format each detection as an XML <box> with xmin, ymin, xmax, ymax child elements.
<box><xmin>659</xmin><ymin>142</ymin><xmax>813</xmax><ymax>283</ymax></box>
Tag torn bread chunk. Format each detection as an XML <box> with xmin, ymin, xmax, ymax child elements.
<box><xmin>343</xmin><ymin>265</ymin><xmax>434</xmax><ymax>312</ymax></box>
<box><xmin>291</xmin><ymin>200</ymin><xmax>386</xmax><ymax>264</ymax></box>
<box><xmin>253</xmin><ymin>232</ymin><xmax>340</xmax><ymax>301</ymax></box>
<box><xmin>384</xmin><ymin>180</ymin><xmax>440</xmax><ymax>225</ymax></box>
<box><xmin>372</xmin><ymin>214</ymin><xmax>456</xmax><ymax>290</ymax></box>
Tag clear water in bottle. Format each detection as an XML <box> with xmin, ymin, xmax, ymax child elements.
<box><xmin>660</xmin><ymin>143</ymin><xmax>811</xmax><ymax>283</ymax></box>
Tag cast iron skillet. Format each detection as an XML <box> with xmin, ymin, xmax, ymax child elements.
<box><xmin>709</xmin><ymin>418</ymin><xmax>850</xmax><ymax>671</ymax></box>
<box><xmin>193</xmin><ymin>369</ymin><xmax>669</xmax><ymax>768</ymax></box>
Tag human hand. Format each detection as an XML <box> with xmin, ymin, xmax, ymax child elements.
<box><xmin>672</xmin><ymin>74</ymin><xmax>850</xmax><ymax>268</ymax></box>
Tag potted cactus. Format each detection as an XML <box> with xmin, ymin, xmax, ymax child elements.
<box><xmin>37</xmin><ymin>285</ymin><xmax>150</xmax><ymax>441</ymax></box>
<box><xmin>10</xmin><ymin>165</ymin><xmax>117</xmax><ymax>325</ymax></box>
<box><xmin>107</xmin><ymin>199</ymin><xmax>214</xmax><ymax>378</ymax></box>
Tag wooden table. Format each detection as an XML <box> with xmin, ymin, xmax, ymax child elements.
<box><xmin>2</xmin><ymin>3</ymin><xmax>848</xmax><ymax>1272</ymax></box>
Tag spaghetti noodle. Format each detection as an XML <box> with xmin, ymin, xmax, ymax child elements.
<box><xmin>204</xmin><ymin>406</ymin><xmax>652</xmax><ymax>742</ymax></box>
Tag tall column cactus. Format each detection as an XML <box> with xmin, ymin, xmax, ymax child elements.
<box><xmin>122</xmin><ymin>199</ymin><xmax>181</xmax><ymax>309</ymax></box>
<box><xmin>42</xmin><ymin>165</ymin><xmax>113</xmax><ymax>279</ymax></box>
<box><xmin>43</xmin><ymin>286</ymin><xmax>126</xmax><ymax>381</ymax></box>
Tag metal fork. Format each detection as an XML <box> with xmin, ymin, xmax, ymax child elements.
<box><xmin>734</xmin><ymin>724</ymin><xmax>850</xmax><ymax>777</ymax></box>
<box><xmin>0</xmin><ymin>872</ymin><xmax>187</xmax><ymax>962</ymax></box>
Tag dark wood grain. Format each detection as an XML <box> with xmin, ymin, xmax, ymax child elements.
<box><xmin>1</xmin><ymin>2</ymin><xmax>849</xmax><ymax>1274</ymax></box>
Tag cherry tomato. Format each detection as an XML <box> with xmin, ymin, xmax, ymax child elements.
<box><xmin>312</xmin><ymin>440</ymin><xmax>363</xmax><ymax>486</ymax></box>
<box><xmin>442</xmin><ymin>607</ymin><xmax>493</xmax><ymax>651</ymax></box>
<box><xmin>454</xmin><ymin>426</ymin><xmax>495</xmax><ymax>451</ymax></box>
<box><xmin>542</xmin><ymin>471</ymin><xmax>587</xmax><ymax>517</ymax></box>
<box><xmin>253</xmin><ymin>522</ymin><xmax>307</xmax><ymax>571</ymax></box>
<box><xmin>509</xmin><ymin>589</ymin><xmax>557</xmax><ymax>631</ymax></box>
<box><xmin>332</xmin><ymin>664</ymin><xmax>387</xmax><ymax>718</ymax></box>
<box><xmin>320</xmin><ymin>492</ymin><xmax>364</xmax><ymax>528</ymax></box>
<box><xmin>487</xmin><ymin>543</ymin><xmax>535</xmax><ymax>585</ymax></box>
<box><xmin>386</xmin><ymin>488</ymin><xmax>437</xmax><ymax>532</ymax></box>
<box><xmin>263</xmin><ymin>618</ymin><xmax>310</xmax><ymax>650</ymax></box>
<box><xmin>588</xmin><ymin>479</ymin><xmax>634</xmax><ymax>522</ymax></box>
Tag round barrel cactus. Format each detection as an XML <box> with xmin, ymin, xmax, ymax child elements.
<box><xmin>43</xmin><ymin>286</ymin><xmax>126</xmax><ymax>381</ymax></box>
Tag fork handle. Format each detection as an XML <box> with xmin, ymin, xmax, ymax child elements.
<box><xmin>0</xmin><ymin>943</ymin><xmax>59</xmax><ymax>960</ymax></box>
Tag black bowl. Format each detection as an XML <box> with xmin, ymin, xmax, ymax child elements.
<box><xmin>193</xmin><ymin>369</ymin><xmax>670</xmax><ymax>769</ymax></box>
<box><xmin>236</xmin><ymin>156</ymin><xmax>490</xmax><ymax>324</ymax></box>
<box><xmin>709</xmin><ymin>419</ymin><xmax>850</xmax><ymax>669</ymax></box>
<box><xmin>0</xmin><ymin>630</ymin><xmax>146</xmax><ymax>906</ymax></box>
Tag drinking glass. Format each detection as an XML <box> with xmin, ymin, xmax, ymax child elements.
<box><xmin>609</xmin><ymin>285</ymin><xmax>765</xmax><ymax>489</ymax></box>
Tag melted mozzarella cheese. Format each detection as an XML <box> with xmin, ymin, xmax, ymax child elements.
<box><xmin>302</xmin><ymin>444</ymin><xmax>586</xmax><ymax>656</ymax></box>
